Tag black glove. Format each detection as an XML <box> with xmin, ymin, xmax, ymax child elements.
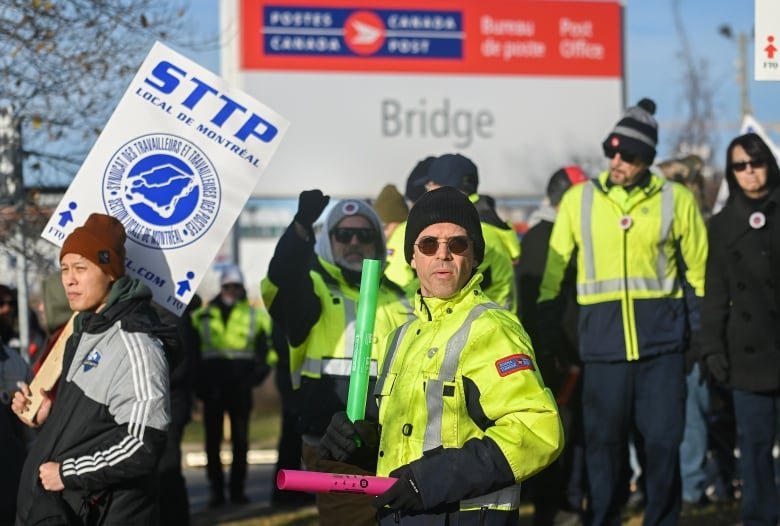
<box><xmin>373</xmin><ymin>464</ymin><xmax>424</xmax><ymax>513</ymax></box>
<box><xmin>294</xmin><ymin>189</ymin><xmax>330</xmax><ymax>227</ymax></box>
<box><xmin>318</xmin><ymin>412</ymin><xmax>379</xmax><ymax>471</ymax></box>
<box><xmin>704</xmin><ymin>353</ymin><xmax>729</xmax><ymax>384</ymax></box>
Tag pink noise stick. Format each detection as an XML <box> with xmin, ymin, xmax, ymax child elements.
<box><xmin>276</xmin><ymin>469</ymin><xmax>397</xmax><ymax>496</ymax></box>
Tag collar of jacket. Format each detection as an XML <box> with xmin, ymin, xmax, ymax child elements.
<box><xmin>730</xmin><ymin>184</ymin><xmax>780</xmax><ymax>214</ymax></box>
<box><xmin>316</xmin><ymin>255</ymin><xmax>361</xmax><ymax>290</ymax></box>
<box><xmin>73</xmin><ymin>275</ymin><xmax>155</xmax><ymax>336</ymax></box>
<box><xmin>595</xmin><ymin>170</ymin><xmax>665</xmax><ymax>207</ymax></box>
<box><xmin>719</xmin><ymin>184</ymin><xmax>780</xmax><ymax>242</ymax></box>
<box><xmin>416</xmin><ymin>272</ymin><xmax>485</xmax><ymax>321</ymax></box>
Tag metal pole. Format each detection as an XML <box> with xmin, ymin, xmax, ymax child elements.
<box><xmin>15</xmin><ymin>228</ymin><xmax>30</xmax><ymax>365</ymax></box>
<box><xmin>738</xmin><ymin>32</ymin><xmax>752</xmax><ymax>117</ymax></box>
<box><xmin>0</xmin><ymin>106</ymin><xmax>29</xmax><ymax>363</ymax></box>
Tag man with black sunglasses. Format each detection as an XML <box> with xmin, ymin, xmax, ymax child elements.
<box><xmin>538</xmin><ymin>98</ymin><xmax>708</xmax><ymax>525</ymax></box>
<box><xmin>261</xmin><ymin>190</ymin><xmax>413</xmax><ymax>525</ymax></box>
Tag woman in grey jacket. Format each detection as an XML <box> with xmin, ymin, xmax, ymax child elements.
<box><xmin>12</xmin><ymin>213</ymin><xmax>171</xmax><ymax>526</ymax></box>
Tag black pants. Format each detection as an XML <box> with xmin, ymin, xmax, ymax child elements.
<box><xmin>202</xmin><ymin>382</ymin><xmax>252</xmax><ymax>496</ymax></box>
<box><xmin>158</xmin><ymin>419</ymin><xmax>190</xmax><ymax>525</ymax></box>
<box><xmin>583</xmin><ymin>353</ymin><xmax>685</xmax><ymax>526</ymax></box>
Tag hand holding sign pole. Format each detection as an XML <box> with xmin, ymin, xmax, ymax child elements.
<box><xmin>346</xmin><ymin>258</ymin><xmax>381</xmax><ymax>425</ymax></box>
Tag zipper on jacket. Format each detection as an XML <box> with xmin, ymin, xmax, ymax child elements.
<box><xmin>622</xmin><ymin>227</ymin><xmax>639</xmax><ymax>360</ymax></box>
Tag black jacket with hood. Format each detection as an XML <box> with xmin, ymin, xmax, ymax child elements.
<box><xmin>16</xmin><ymin>276</ymin><xmax>170</xmax><ymax>526</ymax></box>
<box><xmin>698</xmin><ymin>156</ymin><xmax>780</xmax><ymax>392</ymax></box>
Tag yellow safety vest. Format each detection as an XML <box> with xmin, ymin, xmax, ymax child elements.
<box><xmin>264</xmin><ymin>256</ymin><xmax>413</xmax><ymax>389</ymax></box>
<box><xmin>539</xmin><ymin>171</ymin><xmax>707</xmax><ymax>361</ymax></box>
<box><xmin>193</xmin><ymin>301</ymin><xmax>271</xmax><ymax>360</ymax></box>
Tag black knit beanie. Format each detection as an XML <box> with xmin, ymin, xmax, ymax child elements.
<box><xmin>602</xmin><ymin>98</ymin><xmax>658</xmax><ymax>166</ymax></box>
<box><xmin>404</xmin><ymin>186</ymin><xmax>484</xmax><ymax>264</ymax></box>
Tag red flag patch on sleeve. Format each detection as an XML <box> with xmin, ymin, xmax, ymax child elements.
<box><xmin>495</xmin><ymin>354</ymin><xmax>535</xmax><ymax>377</ymax></box>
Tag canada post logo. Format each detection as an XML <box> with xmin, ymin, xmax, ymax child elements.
<box><xmin>263</xmin><ymin>6</ymin><xmax>463</xmax><ymax>58</ymax></box>
<box><xmin>102</xmin><ymin>133</ymin><xmax>221</xmax><ymax>250</ymax></box>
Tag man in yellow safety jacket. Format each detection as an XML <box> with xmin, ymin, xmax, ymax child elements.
<box><xmin>319</xmin><ymin>186</ymin><xmax>562</xmax><ymax>525</ymax></box>
<box><xmin>537</xmin><ymin>98</ymin><xmax>708</xmax><ymax>525</ymax></box>
<box><xmin>192</xmin><ymin>265</ymin><xmax>272</xmax><ymax>507</ymax></box>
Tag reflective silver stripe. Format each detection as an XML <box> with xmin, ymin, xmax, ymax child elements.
<box><xmin>323</xmin><ymin>357</ymin><xmax>378</xmax><ymax>377</ymax></box>
<box><xmin>298</xmin><ymin>357</ymin><xmax>321</xmax><ymax>384</ymax></box>
<box><xmin>656</xmin><ymin>182</ymin><xmax>674</xmax><ymax>283</ymax></box>
<box><xmin>460</xmin><ymin>485</ymin><xmax>523</xmax><ymax>511</ymax></box>
<box><xmin>374</xmin><ymin>321</ymin><xmax>414</xmax><ymax>397</ymax></box>
<box><xmin>581</xmin><ymin>183</ymin><xmax>596</xmax><ymax>281</ymax></box>
<box><xmin>328</xmin><ymin>285</ymin><xmax>357</xmax><ymax>358</ymax></box>
<box><xmin>577</xmin><ymin>276</ymin><xmax>679</xmax><ymax>296</ymax></box>
<box><xmin>290</xmin><ymin>286</ymin><xmax>357</xmax><ymax>389</ymax></box>
<box><xmin>423</xmin><ymin>303</ymin><xmax>500</xmax><ymax>452</ymax></box>
<box><xmin>247</xmin><ymin>307</ymin><xmax>257</xmax><ymax>348</ymax></box>
<box><xmin>299</xmin><ymin>357</ymin><xmax>378</xmax><ymax>377</ymax></box>
<box><xmin>398</xmin><ymin>295</ymin><xmax>414</xmax><ymax>319</ymax></box>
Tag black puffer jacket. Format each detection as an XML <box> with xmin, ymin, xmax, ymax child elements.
<box><xmin>16</xmin><ymin>276</ymin><xmax>170</xmax><ymax>526</ymax></box>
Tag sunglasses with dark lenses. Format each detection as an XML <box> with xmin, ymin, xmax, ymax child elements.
<box><xmin>732</xmin><ymin>159</ymin><xmax>767</xmax><ymax>172</ymax></box>
<box><xmin>331</xmin><ymin>227</ymin><xmax>376</xmax><ymax>244</ymax></box>
<box><xmin>604</xmin><ymin>147</ymin><xmax>638</xmax><ymax>164</ymax></box>
<box><xmin>415</xmin><ymin>236</ymin><xmax>470</xmax><ymax>256</ymax></box>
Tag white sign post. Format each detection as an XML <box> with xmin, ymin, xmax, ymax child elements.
<box><xmin>42</xmin><ymin>42</ymin><xmax>289</xmax><ymax>315</ymax></box>
<box><xmin>755</xmin><ymin>0</ymin><xmax>780</xmax><ymax>81</ymax></box>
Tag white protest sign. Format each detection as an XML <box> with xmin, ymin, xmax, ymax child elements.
<box><xmin>42</xmin><ymin>41</ymin><xmax>289</xmax><ymax>315</ymax></box>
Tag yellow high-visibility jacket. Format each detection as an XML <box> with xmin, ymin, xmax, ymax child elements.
<box><xmin>375</xmin><ymin>273</ymin><xmax>561</xmax><ymax>517</ymax></box>
<box><xmin>538</xmin><ymin>171</ymin><xmax>707</xmax><ymax>362</ymax></box>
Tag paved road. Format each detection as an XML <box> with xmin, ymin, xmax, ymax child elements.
<box><xmin>185</xmin><ymin>461</ymin><xmax>280</xmax><ymax>525</ymax></box>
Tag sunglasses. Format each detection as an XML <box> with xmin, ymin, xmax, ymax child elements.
<box><xmin>604</xmin><ymin>147</ymin><xmax>638</xmax><ymax>164</ymax></box>
<box><xmin>331</xmin><ymin>227</ymin><xmax>376</xmax><ymax>244</ymax></box>
<box><xmin>415</xmin><ymin>236</ymin><xmax>470</xmax><ymax>256</ymax></box>
<box><xmin>732</xmin><ymin>159</ymin><xmax>767</xmax><ymax>172</ymax></box>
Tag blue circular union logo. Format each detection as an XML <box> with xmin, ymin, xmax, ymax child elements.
<box><xmin>102</xmin><ymin>133</ymin><xmax>221</xmax><ymax>249</ymax></box>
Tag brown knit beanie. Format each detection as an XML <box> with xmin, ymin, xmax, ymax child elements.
<box><xmin>374</xmin><ymin>184</ymin><xmax>409</xmax><ymax>224</ymax></box>
<box><xmin>60</xmin><ymin>213</ymin><xmax>127</xmax><ymax>279</ymax></box>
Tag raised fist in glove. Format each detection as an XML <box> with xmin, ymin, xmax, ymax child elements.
<box><xmin>294</xmin><ymin>189</ymin><xmax>330</xmax><ymax>227</ymax></box>
<box><xmin>372</xmin><ymin>464</ymin><xmax>425</xmax><ymax>513</ymax></box>
<box><xmin>704</xmin><ymin>353</ymin><xmax>729</xmax><ymax>384</ymax></box>
<box><xmin>318</xmin><ymin>411</ymin><xmax>379</xmax><ymax>471</ymax></box>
